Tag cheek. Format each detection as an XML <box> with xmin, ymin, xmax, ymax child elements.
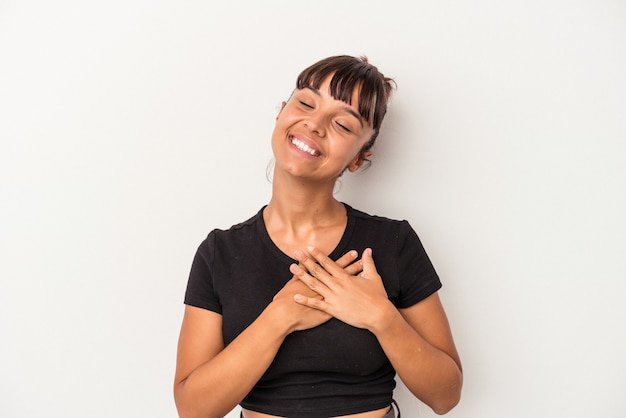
<box><xmin>337</xmin><ymin>144</ymin><xmax>365</xmax><ymax>168</ymax></box>
<box><xmin>274</xmin><ymin>111</ymin><xmax>296</xmax><ymax>131</ymax></box>
<box><xmin>348</xmin><ymin>133</ymin><xmax>372</xmax><ymax>157</ymax></box>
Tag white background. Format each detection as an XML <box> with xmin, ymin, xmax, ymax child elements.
<box><xmin>1</xmin><ymin>1</ymin><xmax>625</xmax><ymax>417</ymax></box>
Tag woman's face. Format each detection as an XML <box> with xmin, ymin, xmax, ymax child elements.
<box><xmin>271</xmin><ymin>76</ymin><xmax>374</xmax><ymax>183</ymax></box>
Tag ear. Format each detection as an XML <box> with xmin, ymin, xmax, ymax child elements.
<box><xmin>347</xmin><ymin>150</ymin><xmax>373</xmax><ymax>172</ymax></box>
<box><xmin>276</xmin><ymin>101</ymin><xmax>287</xmax><ymax>120</ymax></box>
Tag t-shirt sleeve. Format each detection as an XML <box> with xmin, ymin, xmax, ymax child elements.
<box><xmin>183</xmin><ymin>232</ymin><xmax>222</xmax><ymax>314</ymax></box>
<box><xmin>395</xmin><ymin>220</ymin><xmax>442</xmax><ymax>308</ymax></box>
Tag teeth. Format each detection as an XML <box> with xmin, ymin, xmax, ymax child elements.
<box><xmin>291</xmin><ymin>137</ymin><xmax>319</xmax><ymax>156</ymax></box>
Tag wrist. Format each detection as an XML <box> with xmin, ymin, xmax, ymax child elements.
<box><xmin>263</xmin><ymin>299</ymin><xmax>297</xmax><ymax>337</ymax></box>
<box><xmin>370</xmin><ymin>300</ymin><xmax>401</xmax><ymax>336</ymax></box>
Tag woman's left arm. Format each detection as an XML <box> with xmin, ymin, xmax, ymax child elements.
<box><xmin>292</xmin><ymin>247</ymin><xmax>463</xmax><ymax>415</ymax></box>
<box><xmin>379</xmin><ymin>292</ymin><xmax>462</xmax><ymax>415</ymax></box>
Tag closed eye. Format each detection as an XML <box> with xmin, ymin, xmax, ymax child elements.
<box><xmin>336</xmin><ymin>122</ymin><xmax>352</xmax><ymax>133</ymax></box>
<box><xmin>299</xmin><ymin>100</ymin><xmax>314</xmax><ymax>109</ymax></box>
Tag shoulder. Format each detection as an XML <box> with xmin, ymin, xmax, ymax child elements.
<box><xmin>207</xmin><ymin>207</ymin><xmax>264</xmax><ymax>239</ymax></box>
<box><xmin>196</xmin><ymin>207</ymin><xmax>265</xmax><ymax>254</ymax></box>
<box><xmin>346</xmin><ymin>203</ymin><xmax>401</xmax><ymax>223</ymax></box>
<box><xmin>345</xmin><ymin>204</ymin><xmax>413</xmax><ymax>236</ymax></box>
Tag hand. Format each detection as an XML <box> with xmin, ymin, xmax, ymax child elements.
<box><xmin>290</xmin><ymin>247</ymin><xmax>394</xmax><ymax>331</ymax></box>
<box><xmin>272</xmin><ymin>249</ymin><xmax>362</xmax><ymax>333</ymax></box>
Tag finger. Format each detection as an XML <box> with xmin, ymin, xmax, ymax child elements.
<box><xmin>344</xmin><ymin>259</ymin><xmax>363</xmax><ymax>276</ymax></box>
<box><xmin>294</xmin><ymin>293</ymin><xmax>328</xmax><ymax>311</ymax></box>
<box><xmin>335</xmin><ymin>250</ymin><xmax>362</xmax><ymax>276</ymax></box>
<box><xmin>360</xmin><ymin>248</ymin><xmax>379</xmax><ymax>279</ymax></box>
<box><xmin>304</xmin><ymin>246</ymin><xmax>347</xmax><ymax>278</ymax></box>
<box><xmin>334</xmin><ymin>249</ymin><xmax>358</xmax><ymax>268</ymax></box>
<box><xmin>290</xmin><ymin>263</ymin><xmax>328</xmax><ymax>295</ymax></box>
<box><xmin>294</xmin><ymin>249</ymin><xmax>332</xmax><ymax>282</ymax></box>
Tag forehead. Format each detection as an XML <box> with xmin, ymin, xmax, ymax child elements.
<box><xmin>300</xmin><ymin>71</ymin><xmax>361</xmax><ymax>103</ymax></box>
<box><xmin>305</xmin><ymin>76</ymin><xmax>361</xmax><ymax>103</ymax></box>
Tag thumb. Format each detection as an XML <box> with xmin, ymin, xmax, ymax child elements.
<box><xmin>360</xmin><ymin>248</ymin><xmax>378</xmax><ymax>279</ymax></box>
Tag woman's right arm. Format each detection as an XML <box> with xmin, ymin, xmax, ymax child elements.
<box><xmin>173</xmin><ymin>250</ymin><xmax>360</xmax><ymax>418</ymax></box>
<box><xmin>174</xmin><ymin>301</ymin><xmax>293</xmax><ymax>418</ymax></box>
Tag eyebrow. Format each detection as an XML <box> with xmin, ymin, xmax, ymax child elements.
<box><xmin>306</xmin><ymin>87</ymin><xmax>364</xmax><ymax>128</ymax></box>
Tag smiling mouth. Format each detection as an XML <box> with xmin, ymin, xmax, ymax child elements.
<box><xmin>290</xmin><ymin>136</ymin><xmax>320</xmax><ymax>157</ymax></box>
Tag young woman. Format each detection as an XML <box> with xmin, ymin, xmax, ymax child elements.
<box><xmin>174</xmin><ymin>55</ymin><xmax>462</xmax><ymax>418</ymax></box>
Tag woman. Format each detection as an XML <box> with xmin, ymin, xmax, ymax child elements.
<box><xmin>174</xmin><ymin>55</ymin><xmax>462</xmax><ymax>418</ymax></box>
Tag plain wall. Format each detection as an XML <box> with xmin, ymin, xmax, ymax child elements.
<box><xmin>1</xmin><ymin>1</ymin><xmax>625</xmax><ymax>417</ymax></box>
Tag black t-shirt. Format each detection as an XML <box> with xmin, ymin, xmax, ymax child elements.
<box><xmin>184</xmin><ymin>204</ymin><xmax>442</xmax><ymax>417</ymax></box>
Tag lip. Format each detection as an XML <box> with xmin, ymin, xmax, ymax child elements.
<box><xmin>289</xmin><ymin>134</ymin><xmax>322</xmax><ymax>157</ymax></box>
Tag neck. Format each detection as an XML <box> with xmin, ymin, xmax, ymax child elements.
<box><xmin>265</xmin><ymin>168</ymin><xmax>345</xmax><ymax>229</ymax></box>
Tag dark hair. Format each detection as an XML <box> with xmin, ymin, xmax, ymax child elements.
<box><xmin>296</xmin><ymin>55</ymin><xmax>395</xmax><ymax>153</ymax></box>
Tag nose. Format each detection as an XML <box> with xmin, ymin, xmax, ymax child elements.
<box><xmin>304</xmin><ymin>112</ymin><xmax>327</xmax><ymax>137</ymax></box>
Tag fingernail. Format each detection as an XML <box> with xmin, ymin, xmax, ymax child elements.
<box><xmin>307</xmin><ymin>246</ymin><xmax>315</xmax><ymax>252</ymax></box>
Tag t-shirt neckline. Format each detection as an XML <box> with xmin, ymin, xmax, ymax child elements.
<box><xmin>256</xmin><ymin>203</ymin><xmax>357</xmax><ymax>265</ymax></box>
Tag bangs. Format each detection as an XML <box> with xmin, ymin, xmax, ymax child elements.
<box><xmin>296</xmin><ymin>56</ymin><xmax>389</xmax><ymax>130</ymax></box>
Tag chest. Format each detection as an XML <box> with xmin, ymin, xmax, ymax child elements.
<box><xmin>212</xmin><ymin>243</ymin><xmax>393</xmax><ymax>379</ymax></box>
<box><xmin>265</xmin><ymin>223</ymin><xmax>347</xmax><ymax>261</ymax></box>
